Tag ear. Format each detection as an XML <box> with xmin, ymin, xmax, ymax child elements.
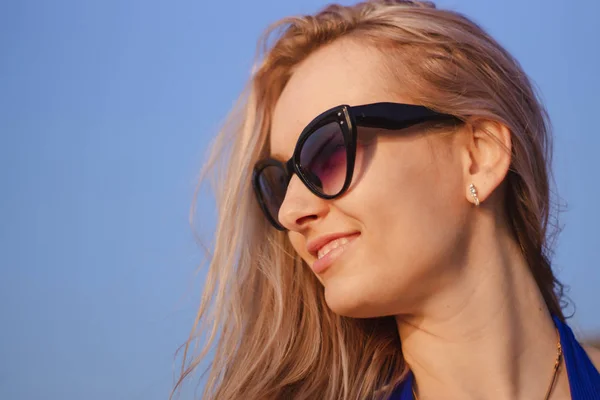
<box><xmin>461</xmin><ymin>119</ymin><xmax>512</xmax><ymax>206</ymax></box>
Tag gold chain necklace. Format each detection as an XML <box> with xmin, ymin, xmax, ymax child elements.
<box><xmin>411</xmin><ymin>336</ymin><xmax>563</xmax><ymax>400</ymax></box>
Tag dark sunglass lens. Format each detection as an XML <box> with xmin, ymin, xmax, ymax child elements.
<box><xmin>300</xmin><ymin>121</ymin><xmax>348</xmax><ymax>196</ymax></box>
<box><xmin>257</xmin><ymin>164</ymin><xmax>288</xmax><ymax>226</ymax></box>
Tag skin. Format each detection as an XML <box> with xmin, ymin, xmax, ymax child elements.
<box><xmin>269</xmin><ymin>38</ymin><xmax>599</xmax><ymax>399</ymax></box>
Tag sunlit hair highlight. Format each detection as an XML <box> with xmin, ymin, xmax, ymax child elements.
<box><xmin>173</xmin><ymin>1</ymin><xmax>563</xmax><ymax>399</ymax></box>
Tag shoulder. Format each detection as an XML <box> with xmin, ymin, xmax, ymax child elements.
<box><xmin>583</xmin><ymin>345</ymin><xmax>600</xmax><ymax>371</ymax></box>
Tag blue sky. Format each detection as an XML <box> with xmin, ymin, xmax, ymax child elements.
<box><xmin>0</xmin><ymin>0</ymin><xmax>598</xmax><ymax>399</ymax></box>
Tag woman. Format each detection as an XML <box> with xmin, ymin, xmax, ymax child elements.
<box><xmin>175</xmin><ymin>1</ymin><xmax>600</xmax><ymax>399</ymax></box>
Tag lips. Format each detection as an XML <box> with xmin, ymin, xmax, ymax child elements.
<box><xmin>317</xmin><ymin>236</ymin><xmax>352</xmax><ymax>259</ymax></box>
<box><xmin>307</xmin><ymin>232</ymin><xmax>360</xmax><ymax>274</ymax></box>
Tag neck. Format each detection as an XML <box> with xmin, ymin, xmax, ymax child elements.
<box><xmin>396</xmin><ymin>219</ymin><xmax>567</xmax><ymax>400</ymax></box>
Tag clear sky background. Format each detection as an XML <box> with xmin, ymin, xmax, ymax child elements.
<box><xmin>1</xmin><ymin>0</ymin><xmax>598</xmax><ymax>399</ymax></box>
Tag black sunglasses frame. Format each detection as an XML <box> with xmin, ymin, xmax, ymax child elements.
<box><xmin>252</xmin><ymin>102</ymin><xmax>458</xmax><ymax>231</ymax></box>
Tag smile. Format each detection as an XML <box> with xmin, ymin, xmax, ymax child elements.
<box><xmin>311</xmin><ymin>233</ymin><xmax>360</xmax><ymax>274</ymax></box>
<box><xmin>318</xmin><ymin>236</ymin><xmax>352</xmax><ymax>259</ymax></box>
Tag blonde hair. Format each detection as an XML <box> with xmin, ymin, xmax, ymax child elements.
<box><xmin>173</xmin><ymin>1</ymin><xmax>564</xmax><ymax>399</ymax></box>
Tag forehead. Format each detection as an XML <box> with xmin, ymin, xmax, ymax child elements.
<box><xmin>269</xmin><ymin>39</ymin><xmax>408</xmax><ymax>159</ymax></box>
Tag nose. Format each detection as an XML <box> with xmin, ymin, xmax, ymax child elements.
<box><xmin>278</xmin><ymin>174</ymin><xmax>329</xmax><ymax>231</ymax></box>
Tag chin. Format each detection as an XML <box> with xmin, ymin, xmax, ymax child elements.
<box><xmin>323</xmin><ymin>279</ymin><xmax>386</xmax><ymax>319</ymax></box>
<box><xmin>321</xmin><ymin>266</ymin><xmax>418</xmax><ymax>318</ymax></box>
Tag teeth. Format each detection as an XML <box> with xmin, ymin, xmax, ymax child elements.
<box><xmin>317</xmin><ymin>237</ymin><xmax>350</xmax><ymax>259</ymax></box>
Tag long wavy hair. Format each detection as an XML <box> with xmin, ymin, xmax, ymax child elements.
<box><xmin>173</xmin><ymin>1</ymin><xmax>564</xmax><ymax>399</ymax></box>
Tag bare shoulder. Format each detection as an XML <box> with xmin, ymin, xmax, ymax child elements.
<box><xmin>583</xmin><ymin>345</ymin><xmax>600</xmax><ymax>371</ymax></box>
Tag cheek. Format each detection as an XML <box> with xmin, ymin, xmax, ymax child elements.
<box><xmin>324</xmin><ymin>139</ymin><xmax>468</xmax><ymax>315</ymax></box>
<box><xmin>352</xmin><ymin>138</ymin><xmax>461</xmax><ymax>218</ymax></box>
<box><xmin>364</xmin><ymin>140</ymin><xmax>465</xmax><ymax>254</ymax></box>
<box><xmin>288</xmin><ymin>232</ymin><xmax>319</xmax><ymax>273</ymax></box>
<box><xmin>288</xmin><ymin>232</ymin><xmax>325</xmax><ymax>285</ymax></box>
<box><xmin>288</xmin><ymin>232</ymin><xmax>308</xmax><ymax>259</ymax></box>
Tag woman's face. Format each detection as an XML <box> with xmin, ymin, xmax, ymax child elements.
<box><xmin>269</xmin><ymin>39</ymin><xmax>473</xmax><ymax>318</ymax></box>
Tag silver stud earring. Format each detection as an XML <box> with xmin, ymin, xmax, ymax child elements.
<box><xmin>469</xmin><ymin>184</ymin><xmax>480</xmax><ymax>206</ymax></box>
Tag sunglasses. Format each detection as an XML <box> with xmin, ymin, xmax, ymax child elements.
<box><xmin>252</xmin><ymin>102</ymin><xmax>458</xmax><ymax>231</ymax></box>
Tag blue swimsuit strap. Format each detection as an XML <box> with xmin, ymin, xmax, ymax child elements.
<box><xmin>553</xmin><ymin>315</ymin><xmax>600</xmax><ymax>399</ymax></box>
<box><xmin>390</xmin><ymin>317</ymin><xmax>600</xmax><ymax>400</ymax></box>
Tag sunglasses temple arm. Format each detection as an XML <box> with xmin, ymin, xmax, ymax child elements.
<box><xmin>285</xmin><ymin>159</ymin><xmax>295</xmax><ymax>180</ymax></box>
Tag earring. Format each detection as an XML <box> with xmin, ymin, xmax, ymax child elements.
<box><xmin>469</xmin><ymin>184</ymin><xmax>480</xmax><ymax>206</ymax></box>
